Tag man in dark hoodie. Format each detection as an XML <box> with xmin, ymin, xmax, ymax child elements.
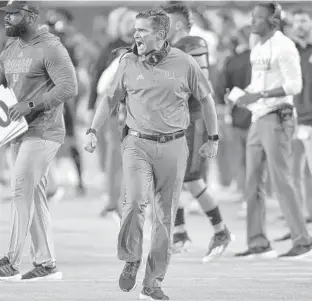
<box><xmin>0</xmin><ymin>1</ymin><xmax>77</xmax><ymax>281</ymax></box>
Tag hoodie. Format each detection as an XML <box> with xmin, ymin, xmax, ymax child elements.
<box><xmin>294</xmin><ymin>42</ymin><xmax>312</xmax><ymax>126</ymax></box>
<box><xmin>0</xmin><ymin>27</ymin><xmax>77</xmax><ymax>144</ymax></box>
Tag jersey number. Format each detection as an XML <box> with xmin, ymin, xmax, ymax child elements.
<box><xmin>0</xmin><ymin>100</ymin><xmax>11</xmax><ymax>127</ymax></box>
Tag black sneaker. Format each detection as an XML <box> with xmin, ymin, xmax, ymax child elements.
<box><xmin>274</xmin><ymin>233</ymin><xmax>291</xmax><ymax>242</ymax></box>
<box><xmin>139</xmin><ymin>287</ymin><xmax>170</xmax><ymax>300</ymax></box>
<box><xmin>235</xmin><ymin>246</ymin><xmax>277</xmax><ymax>259</ymax></box>
<box><xmin>0</xmin><ymin>257</ymin><xmax>21</xmax><ymax>281</ymax></box>
<box><xmin>202</xmin><ymin>226</ymin><xmax>234</xmax><ymax>263</ymax></box>
<box><xmin>119</xmin><ymin>260</ymin><xmax>140</xmax><ymax>292</ymax></box>
<box><xmin>173</xmin><ymin>232</ymin><xmax>191</xmax><ymax>254</ymax></box>
<box><xmin>278</xmin><ymin>244</ymin><xmax>312</xmax><ymax>259</ymax></box>
<box><xmin>22</xmin><ymin>264</ymin><xmax>63</xmax><ymax>281</ymax></box>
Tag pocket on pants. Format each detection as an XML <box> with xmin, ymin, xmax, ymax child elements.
<box><xmin>273</xmin><ymin>116</ymin><xmax>295</xmax><ymax>141</ymax></box>
<box><xmin>182</xmin><ymin>136</ymin><xmax>189</xmax><ymax>157</ymax></box>
<box><xmin>281</xmin><ymin>119</ymin><xmax>295</xmax><ymax>141</ymax></box>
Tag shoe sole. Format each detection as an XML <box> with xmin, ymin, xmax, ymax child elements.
<box><xmin>244</xmin><ymin>250</ymin><xmax>278</xmax><ymax>259</ymax></box>
<box><xmin>0</xmin><ymin>274</ymin><xmax>22</xmax><ymax>282</ymax></box>
<box><xmin>139</xmin><ymin>293</ymin><xmax>159</xmax><ymax>300</ymax></box>
<box><xmin>279</xmin><ymin>249</ymin><xmax>312</xmax><ymax>260</ymax></box>
<box><xmin>202</xmin><ymin>233</ymin><xmax>236</xmax><ymax>263</ymax></box>
<box><xmin>22</xmin><ymin>271</ymin><xmax>63</xmax><ymax>281</ymax></box>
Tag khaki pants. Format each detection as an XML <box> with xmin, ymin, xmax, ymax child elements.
<box><xmin>246</xmin><ymin>114</ymin><xmax>311</xmax><ymax>249</ymax></box>
<box><xmin>104</xmin><ymin>116</ymin><xmax>123</xmax><ymax>209</ymax></box>
<box><xmin>118</xmin><ymin>135</ymin><xmax>188</xmax><ymax>288</ymax></box>
<box><xmin>8</xmin><ymin>138</ymin><xmax>60</xmax><ymax>269</ymax></box>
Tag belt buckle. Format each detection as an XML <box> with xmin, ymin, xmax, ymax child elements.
<box><xmin>159</xmin><ymin>135</ymin><xmax>166</xmax><ymax>143</ymax></box>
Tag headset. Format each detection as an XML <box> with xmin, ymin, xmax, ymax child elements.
<box><xmin>112</xmin><ymin>41</ymin><xmax>171</xmax><ymax>66</ymax></box>
<box><xmin>267</xmin><ymin>2</ymin><xmax>283</xmax><ymax>28</ymax></box>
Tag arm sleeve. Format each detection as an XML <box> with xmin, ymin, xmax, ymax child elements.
<box><xmin>39</xmin><ymin>43</ymin><xmax>78</xmax><ymax>111</ymax></box>
<box><xmin>100</xmin><ymin>56</ymin><xmax>127</xmax><ymax>110</ymax></box>
<box><xmin>187</xmin><ymin>54</ymin><xmax>213</xmax><ymax>101</ymax></box>
<box><xmin>278</xmin><ymin>44</ymin><xmax>302</xmax><ymax>95</ymax></box>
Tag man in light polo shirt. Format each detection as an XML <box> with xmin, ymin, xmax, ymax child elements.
<box><xmin>85</xmin><ymin>8</ymin><xmax>219</xmax><ymax>300</ymax></box>
<box><xmin>234</xmin><ymin>2</ymin><xmax>312</xmax><ymax>259</ymax></box>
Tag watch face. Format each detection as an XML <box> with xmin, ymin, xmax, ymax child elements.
<box><xmin>29</xmin><ymin>102</ymin><xmax>34</xmax><ymax>108</ymax></box>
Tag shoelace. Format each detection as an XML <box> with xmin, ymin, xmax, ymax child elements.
<box><xmin>123</xmin><ymin>262</ymin><xmax>139</xmax><ymax>278</ymax></box>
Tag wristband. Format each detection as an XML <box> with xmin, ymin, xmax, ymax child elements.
<box><xmin>207</xmin><ymin>134</ymin><xmax>219</xmax><ymax>142</ymax></box>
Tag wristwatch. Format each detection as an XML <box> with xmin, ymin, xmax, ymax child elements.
<box><xmin>28</xmin><ymin>101</ymin><xmax>35</xmax><ymax>110</ymax></box>
<box><xmin>86</xmin><ymin>128</ymin><xmax>97</xmax><ymax>136</ymax></box>
<box><xmin>207</xmin><ymin>134</ymin><xmax>219</xmax><ymax>142</ymax></box>
<box><xmin>261</xmin><ymin>91</ymin><xmax>269</xmax><ymax>98</ymax></box>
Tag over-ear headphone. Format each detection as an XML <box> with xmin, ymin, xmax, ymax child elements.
<box><xmin>112</xmin><ymin>41</ymin><xmax>171</xmax><ymax>66</ymax></box>
<box><xmin>268</xmin><ymin>2</ymin><xmax>282</xmax><ymax>27</ymax></box>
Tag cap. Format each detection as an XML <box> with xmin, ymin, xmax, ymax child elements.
<box><xmin>0</xmin><ymin>1</ymin><xmax>40</xmax><ymax>15</ymax></box>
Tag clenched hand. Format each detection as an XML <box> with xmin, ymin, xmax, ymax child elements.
<box><xmin>84</xmin><ymin>133</ymin><xmax>97</xmax><ymax>153</ymax></box>
<box><xmin>199</xmin><ymin>140</ymin><xmax>218</xmax><ymax>158</ymax></box>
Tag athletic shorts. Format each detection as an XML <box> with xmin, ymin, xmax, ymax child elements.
<box><xmin>184</xmin><ymin>116</ymin><xmax>208</xmax><ymax>182</ymax></box>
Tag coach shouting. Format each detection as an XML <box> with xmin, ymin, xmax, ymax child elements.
<box><xmin>85</xmin><ymin>9</ymin><xmax>219</xmax><ymax>300</ymax></box>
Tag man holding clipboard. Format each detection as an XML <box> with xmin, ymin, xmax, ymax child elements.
<box><xmin>231</xmin><ymin>2</ymin><xmax>312</xmax><ymax>259</ymax></box>
<box><xmin>0</xmin><ymin>1</ymin><xmax>77</xmax><ymax>281</ymax></box>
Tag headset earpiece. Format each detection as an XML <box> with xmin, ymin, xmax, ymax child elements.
<box><xmin>268</xmin><ymin>2</ymin><xmax>282</xmax><ymax>28</ymax></box>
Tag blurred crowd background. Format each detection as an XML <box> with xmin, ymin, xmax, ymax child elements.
<box><xmin>0</xmin><ymin>1</ymin><xmax>312</xmax><ymax>219</ymax></box>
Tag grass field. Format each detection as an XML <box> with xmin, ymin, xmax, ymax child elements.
<box><xmin>1</xmin><ymin>193</ymin><xmax>312</xmax><ymax>301</ymax></box>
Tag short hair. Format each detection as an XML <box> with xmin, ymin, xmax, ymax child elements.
<box><xmin>256</xmin><ymin>2</ymin><xmax>281</xmax><ymax>19</ymax></box>
<box><xmin>292</xmin><ymin>7</ymin><xmax>312</xmax><ymax>18</ymax></box>
<box><xmin>136</xmin><ymin>9</ymin><xmax>170</xmax><ymax>39</ymax></box>
<box><xmin>161</xmin><ymin>2</ymin><xmax>192</xmax><ymax>30</ymax></box>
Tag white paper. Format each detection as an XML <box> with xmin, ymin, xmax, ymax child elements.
<box><xmin>0</xmin><ymin>85</ymin><xmax>28</xmax><ymax>147</ymax></box>
<box><xmin>228</xmin><ymin>87</ymin><xmax>246</xmax><ymax>104</ymax></box>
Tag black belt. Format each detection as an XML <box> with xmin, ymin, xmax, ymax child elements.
<box><xmin>128</xmin><ymin>129</ymin><xmax>185</xmax><ymax>143</ymax></box>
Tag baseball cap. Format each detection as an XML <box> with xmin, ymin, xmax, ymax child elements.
<box><xmin>0</xmin><ymin>1</ymin><xmax>40</xmax><ymax>15</ymax></box>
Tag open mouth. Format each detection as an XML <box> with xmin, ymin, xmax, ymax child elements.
<box><xmin>136</xmin><ymin>41</ymin><xmax>144</xmax><ymax>49</ymax></box>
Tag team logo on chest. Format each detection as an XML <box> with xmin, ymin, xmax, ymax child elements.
<box><xmin>164</xmin><ymin>71</ymin><xmax>176</xmax><ymax>80</ymax></box>
<box><xmin>4</xmin><ymin>57</ymin><xmax>33</xmax><ymax>74</ymax></box>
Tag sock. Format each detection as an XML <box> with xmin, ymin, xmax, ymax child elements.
<box><xmin>70</xmin><ymin>146</ymin><xmax>83</xmax><ymax>188</ymax></box>
<box><xmin>205</xmin><ymin>206</ymin><xmax>225</xmax><ymax>233</ymax></box>
<box><xmin>174</xmin><ymin>208</ymin><xmax>186</xmax><ymax>233</ymax></box>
